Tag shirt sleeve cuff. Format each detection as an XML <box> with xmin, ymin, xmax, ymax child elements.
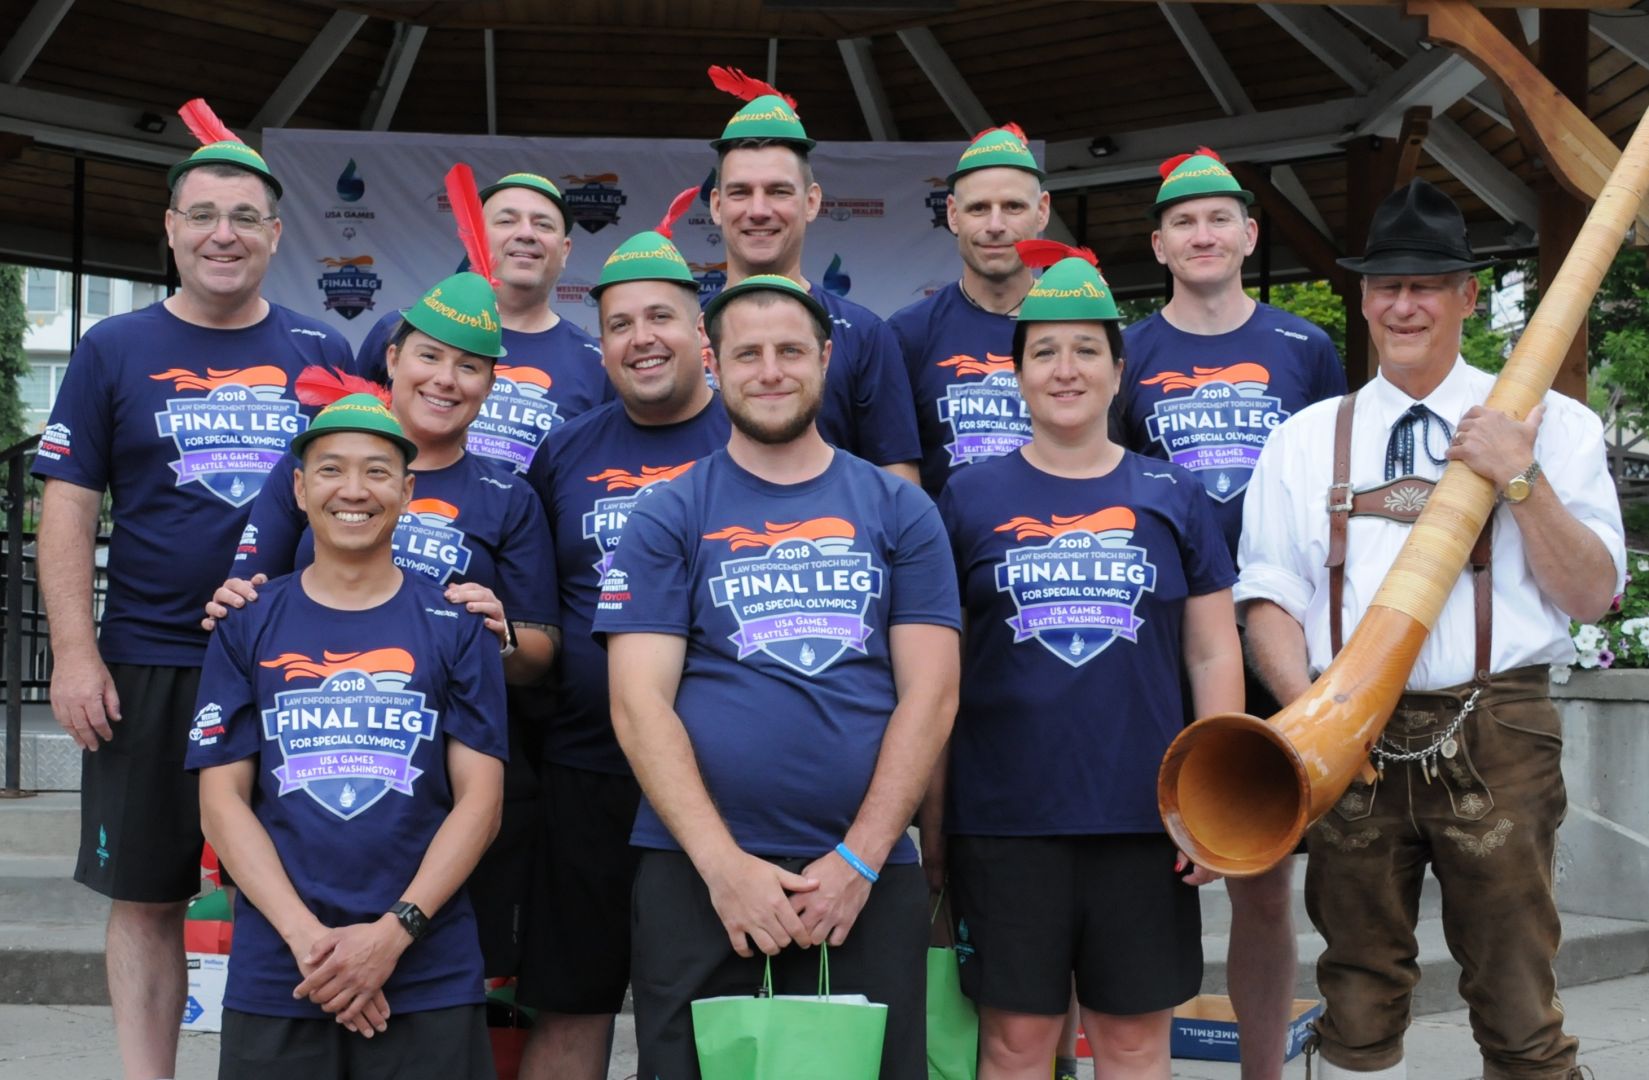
<box><xmin>1583</xmin><ymin>517</ymin><xmax>1628</xmax><ymax>594</ymax></box>
<box><xmin>1233</xmin><ymin>565</ymin><xmax>1313</xmax><ymax>625</ymax></box>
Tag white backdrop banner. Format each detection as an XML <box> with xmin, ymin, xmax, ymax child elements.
<box><xmin>262</xmin><ymin>130</ymin><xmax>1043</xmax><ymax>350</ymax></box>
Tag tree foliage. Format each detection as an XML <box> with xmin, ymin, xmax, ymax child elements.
<box><xmin>0</xmin><ymin>265</ymin><xmax>29</xmax><ymax>449</ymax></box>
<box><xmin>1523</xmin><ymin>248</ymin><xmax>1649</xmax><ymax>430</ymax></box>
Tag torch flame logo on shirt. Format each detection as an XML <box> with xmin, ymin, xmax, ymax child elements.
<box><xmin>993</xmin><ymin>506</ymin><xmax>1157</xmax><ymax>667</ymax></box>
<box><xmin>258</xmin><ymin>647</ymin><xmax>433</xmax><ymax>820</ymax></box>
<box><xmin>704</xmin><ymin>517</ymin><xmax>883</xmax><ymax>676</ymax></box>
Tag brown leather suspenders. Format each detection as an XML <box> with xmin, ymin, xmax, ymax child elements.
<box><xmin>1324</xmin><ymin>391</ymin><xmax>1493</xmax><ymax>683</ymax></box>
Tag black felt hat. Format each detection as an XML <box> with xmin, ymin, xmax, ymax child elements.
<box><xmin>1336</xmin><ymin>178</ymin><xmax>1496</xmax><ymax>276</ymax></box>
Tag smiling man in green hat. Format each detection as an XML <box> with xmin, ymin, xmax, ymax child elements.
<box><xmin>1114</xmin><ymin>146</ymin><xmax>1346</xmax><ymax>1080</ymax></box>
<box><xmin>516</xmin><ymin>197</ymin><xmax>731</xmax><ymax>1080</ymax></box>
<box><xmin>597</xmin><ymin>272</ymin><xmax>961</xmax><ymax>1080</ymax></box>
<box><xmin>190</xmin><ymin>392</ymin><xmax>508</xmax><ymax>1078</ymax></box>
<box><xmin>353</xmin><ymin>171</ymin><xmax>610</xmax><ymax>475</ymax></box>
<box><xmin>890</xmin><ymin>123</ymin><xmax>1050</xmax><ymax>497</ymax></box>
<box><xmin>705</xmin><ymin>65</ymin><xmax>921</xmax><ymax>484</ymax></box>
<box><xmin>34</xmin><ymin>98</ymin><xmax>353</xmax><ymax>1079</ymax></box>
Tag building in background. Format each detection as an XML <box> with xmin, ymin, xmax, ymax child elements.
<box><xmin>17</xmin><ymin>268</ymin><xmax>166</xmax><ymax>432</ymax></box>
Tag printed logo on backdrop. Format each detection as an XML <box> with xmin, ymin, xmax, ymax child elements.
<box><xmin>912</xmin><ymin>279</ymin><xmax>948</xmax><ymax>299</ymax></box>
<box><xmin>1141</xmin><ymin>363</ymin><xmax>1287</xmax><ymax>503</ymax></box>
<box><xmin>936</xmin><ymin>353</ymin><xmax>1031</xmax><ymax>465</ymax></box>
<box><xmin>685</xmin><ymin>171</ymin><xmax>720</xmax><ymax>234</ymax></box>
<box><xmin>469</xmin><ymin>365</ymin><xmax>561</xmax><ymax>471</ymax></box>
<box><xmin>392</xmin><ymin>498</ymin><xmax>474</xmax><ymax>583</ymax></box>
<box><xmin>555</xmin><ymin>276</ymin><xmax>597</xmax><ymax>309</ymax></box>
<box><xmin>704</xmin><ymin>518</ymin><xmax>884</xmax><ymax>677</ymax></box>
<box><xmin>324</xmin><ymin>159</ymin><xmax>374</xmax><ymax>222</ymax></box>
<box><xmin>336</xmin><ymin>159</ymin><xmax>366</xmax><ymax>202</ymax></box>
<box><xmin>925</xmin><ymin>177</ymin><xmax>950</xmax><ymax>229</ymax></box>
<box><xmin>581</xmin><ymin>462</ymin><xmax>698</xmax><ymax>578</ymax></box>
<box><xmin>820</xmin><ymin>196</ymin><xmax>885</xmax><ymax>222</ymax></box>
<box><xmin>561</xmin><ymin>172</ymin><xmax>628</xmax><ymax>234</ymax></box>
<box><xmin>692</xmin><ymin>262</ymin><xmax>728</xmax><ymax>304</ymax></box>
<box><xmin>823</xmin><ymin>254</ymin><xmax>852</xmax><ymax>298</ymax></box>
<box><xmin>993</xmin><ymin>507</ymin><xmax>1157</xmax><ymax>667</ymax></box>
<box><xmin>254</xmin><ymin>648</ymin><xmax>434</xmax><ymax>820</ymax></box>
<box><xmin>315</xmin><ymin>255</ymin><xmax>383</xmax><ymax>320</ymax></box>
<box><xmin>151</xmin><ymin>367</ymin><xmax>308</xmax><ymax>507</ymax></box>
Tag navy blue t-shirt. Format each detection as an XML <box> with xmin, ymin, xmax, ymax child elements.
<box><xmin>187</xmin><ymin>572</ymin><xmax>507</xmax><ymax>1018</ymax></box>
<box><xmin>939</xmin><ymin>451</ymin><xmax>1235</xmax><ymax>836</ymax></box>
<box><xmin>1119</xmin><ymin>304</ymin><xmax>1345</xmax><ymax>554</ymax></box>
<box><xmin>530</xmin><ymin>397</ymin><xmax>730</xmax><ymax>775</ymax></box>
<box><xmin>32</xmin><ymin>302</ymin><xmax>350</xmax><ymax>666</ymax></box>
<box><xmin>810</xmin><ymin>285</ymin><xmax>922</xmax><ymax>468</ymax></box>
<box><xmin>353</xmin><ymin>309</ymin><xmax>612</xmax><ymax>473</ymax></box>
<box><xmin>233</xmin><ymin>451</ymin><xmax>556</xmax><ymax>625</ymax></box>
<box><xmin>593</xmin><ymin>449</ymin><xmax>959</xmax><ymax>862</ymax></box>
<box><xmin>888</xmin><ymin>282</ymin><xmax>1027</xmax><ymax>496</ymax></box>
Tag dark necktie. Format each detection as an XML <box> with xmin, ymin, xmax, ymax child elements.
<box><xmin>1385</xmin><ymin>403</ymin><xmax>1453</xmax><ymax>481</ymax></box>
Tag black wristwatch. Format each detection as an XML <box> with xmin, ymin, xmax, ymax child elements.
<box><xmin>389</xmin><ymin>900</ymin><xmax>429</xmax><ymax>942</ymax></box>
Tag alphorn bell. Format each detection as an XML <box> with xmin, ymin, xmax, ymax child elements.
<box><xmin>1158</xmin><ymin>106</ymin><xmax>1649</xmax><ymax>878</ymax></box>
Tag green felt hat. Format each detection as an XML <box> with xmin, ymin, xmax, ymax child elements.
<box><xmin>1151</xmin><ymin>146</ymin><xmax>1253</xmax><ymax>219</ymax></box>
<box><xmin>477</xmin><ymin>171</ymin><xmax>570</xmax><ymax>224</ymax></box>
<box><xmin>400</xmin><ymin>272</ymin><xmax>508</xmax><ymax>359</ymax></box>
<box><xmin>168</xmin><ymin>142</ymin><xmax>283</xmax><ymax>200</ymax></box>
<box><xmin>168</xmin><ymin>99</ymin><xmax>283</xmax><ymax>198</ymax></box>
<box><xmin>291</xmin><ymin>393</ymin><xmax>418</xmax><ymax>464</ymax></box>
<box><xmin>948</xmin><ymin>123</ymin><xmax>1044</xmax><ymax>186</ymax></box>
<box><xmin>590</xmin><ymin>187</ymin><xmax>700</xmax><ymax>299</ymax></box>
<box><xmin>1016</xmin><ymin>242</ymin><xmax>1119</xmax><ymax>323</ymax></box>
<box><xmin>708</xmin><ymin>66</ymin><xmax>815</xmax><ymax>151</ymax></box>
<box><xmin>703</xmin><ymin>274</ymin><xmax>831</xmax><ymax>341</ymax></box>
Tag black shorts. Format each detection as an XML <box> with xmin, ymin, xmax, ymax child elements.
<box><xmin>630</xmin><ymin>849</ymin><xmax>929</xmax><ymax>1080</ymax></box>
<box><xmin>467</xmin><ymin>788</ymin><xmax>541</xmax><ymax>978</ymax></box>
<box><xmin>76</xmin><ymin>663</ymin><xmax>203</xmax><ymax>903</ymax></box>
<box><xmin>218</xmin><ymin>1004</ymin><xmax>492</xmax><ymax>1080</ymax></box>
<box><xmin>516</xmin><ymin>764</ymin><xmax>641</xmax><ymax>1014</ymax></box>
<box><xmin>947</xmin><ymin>833</ymin><xmax>1202</xmax><ymax>1017</ymax></box>
<box><xmin>466</xmin><ymin>710</ymin><xmax>545</xmax><ymax>978</ymax></box>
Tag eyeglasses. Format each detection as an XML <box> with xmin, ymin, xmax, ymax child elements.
<box><xmin>170</xmin><ymin>207</ymin><xmax>278</xmax><ymax>234</ymax></box>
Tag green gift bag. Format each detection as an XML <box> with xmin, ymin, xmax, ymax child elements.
<box><xmin>692</xmin><ymin>944</ymin><xmax>887</xmax><ymax>1080</ymax></box>
<box><xmin>927</xmin><ymin>892</ymin><xmax>978</xmax><ymax>1080</ymax></box>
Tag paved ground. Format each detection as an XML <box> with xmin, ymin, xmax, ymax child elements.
<box><xmin>2</xmin><ymin>973</ymin><xmax>1645</xmax><ymax>1079</ymax></box>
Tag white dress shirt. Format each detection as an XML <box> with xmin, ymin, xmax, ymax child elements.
<box><xmin>1235</xmin><ymin>358</ymin><xmax>1625</xmax><ymax>690</ymax></box>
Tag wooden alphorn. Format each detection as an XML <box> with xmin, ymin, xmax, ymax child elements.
<box><xmin>1157</xmin><ymin>107</ymin><xmax>1649</xmax><ymax>877</ymax></box>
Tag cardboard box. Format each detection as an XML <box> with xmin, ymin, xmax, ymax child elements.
<box><xmin>182</xmin><ymin>953</ymin><xmax>229</xmax><ymax>1034</ymax></box>
<box><xmin>1170</xmin><ymin>994</ymin><xmax>1323</xmax><ymax>1063</ymax></box>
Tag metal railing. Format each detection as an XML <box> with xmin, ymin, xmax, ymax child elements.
<box><xmin>1</xmin><ymin>435</ymin><xmax>110</xmax><ymax>794</ymax></box>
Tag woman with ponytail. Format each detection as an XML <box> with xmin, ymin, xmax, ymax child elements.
<box><xmin>931</xmin><ymin>243</ymin><xmax>1243</xmax><ymax>1079</ymax></box>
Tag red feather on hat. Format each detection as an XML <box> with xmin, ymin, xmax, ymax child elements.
<box><xmin>1015</xmin><ymin>239</ymin><xmax>1098</xmax><ymax>270</ymax></box>
<box><xmin>970</xmin><ymin>121</ymin><xmax>1030</xmax><ymax>143</ymax></box>
<box><xmin>178</xmin><ymin>99</ymin><xmax>240</xmax><ymax>147</ymax></box>
<box><xmin>1158</xmin><ymin>145</ymin><xmax>1224</xmax><ymax>178</ymax></box>
<box><xmin>444</xmin><ymin>163</ymin><xmax>497</xmax><ymax>287</ymax></box>
<box><xmin>657</xmin><ymin>187</ymin><xmax>698</xmax><ymax>240</ymax></box>
<box><xmin>295</xmin><ymin>366</ymin><xmax>392</xmax><ymax>408</ymax></box>
<box><xmin>708</xmin><ymin>65</ymin><xmax>798</xmax><ymax>110</ymax></box>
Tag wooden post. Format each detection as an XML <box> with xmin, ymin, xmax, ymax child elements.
<box><xmin>1342</xmin><ymin>136</ymin><xmax>1398</xmax><ymax>388</ymax></box>
<box><xmin>1540</xmin><ymin>8</ymin><xmax>1591</xmax><ymax>404</ymax></box>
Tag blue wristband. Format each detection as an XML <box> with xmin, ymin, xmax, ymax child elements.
<box><xmin>835</xmin><ymin>842</ymin><xmax>879</xmax><ymax>883</ymax></box>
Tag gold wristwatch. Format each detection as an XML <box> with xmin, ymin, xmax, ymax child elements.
<box><xmin>1505</xmin><ymin>459</ymin><xmax>1542</xmax><ymax>503</ymax></box>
